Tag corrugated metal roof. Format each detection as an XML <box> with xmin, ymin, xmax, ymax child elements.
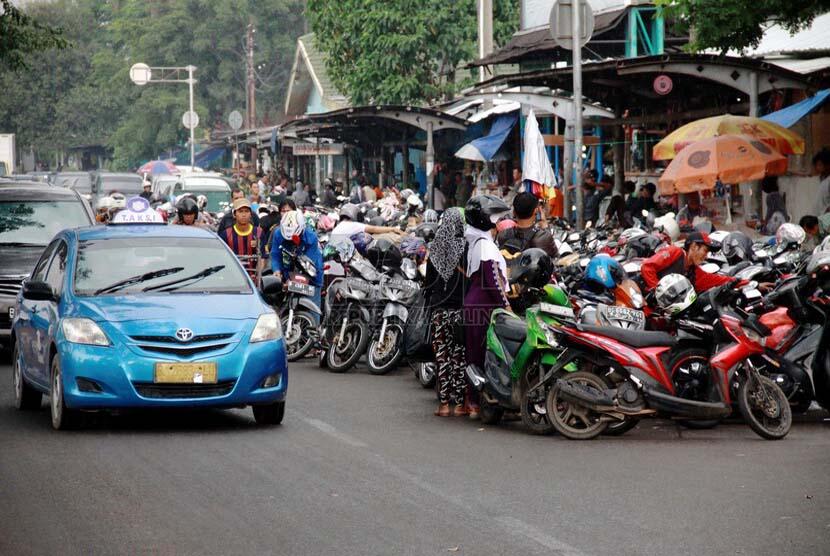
<box><xmin>768</xmin><ymin>56</ymin><xmax>830</xmax><ymax>75</ymax></box>
<box><xmin>742</xmin><ymin>12</ymin><xmax>830</xmax><ymax>56</ymax></box>
<box><xmin>297</xmin><ymin>33</ymin><xmax>349</xmax><ymax>108</ymax></box>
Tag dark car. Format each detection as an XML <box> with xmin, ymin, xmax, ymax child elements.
<box><xmin>0</xmin><ymin>182</ymin><xmax>95</xmax><ymax>348</ymax></box>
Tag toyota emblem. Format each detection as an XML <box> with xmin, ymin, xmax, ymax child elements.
<box><xmin>175</xmin><ymin>328</ymin><xmax>194</xmax><ymax>342</ymax></box>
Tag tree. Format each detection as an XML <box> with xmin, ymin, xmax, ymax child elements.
<box><xmin>0</xmin><ymin>0</ymin><xmax>67</xmax><ymax>70</ymax></box>
<box><xmin>657</xmin><ymin>0</ymin><xmax>830</xmax><ymax>53</ymax></box>
<box><xmin>306</xmin><ymin>0</ymin><xmax>518</xmax><ymax>105</ymax></box>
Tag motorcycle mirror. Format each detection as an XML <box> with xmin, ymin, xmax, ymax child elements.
<box><xmin>585</xmin><ymin>221</ymin><xmax>593</xmax><ymax>229</ymax></box>
<box><xmin>641</xmin><ymin>209</ymin><xmax>649</xmax><ymax>218</ymax></box>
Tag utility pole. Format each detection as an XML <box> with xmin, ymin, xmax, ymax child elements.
<box><xmin>246</xmin><ymin>22</ymin><xmax>256</xmax><ymax>129</ymax></box>
<box><xmin>478</xmin><ymin>0</ymin><xmax>493</xmax><ymax>85</ymax></box>
<box><xmin>572</xmin><ymin>3</ymin><xmax>584</xmax><ymax>229</ymax></box>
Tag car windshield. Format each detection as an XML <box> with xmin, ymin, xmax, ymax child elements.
<box><xmin>0</xmin><ymin>200</ymin><xmax>91</xmax><ymax>246</ymax></box>
<box><xmin>189</xmin><ymin>190</ymin><xmax>231</xmax><ymax>212</ymax></box>
<box><xmin>102</xmin><ymin>177</ymin><xmax>143</xmax><ymax>194</ymax></box>
<box><xmin>74</xmin><ymin>237</ymin><xmax>253</xmax><ymax>295</ymax></box>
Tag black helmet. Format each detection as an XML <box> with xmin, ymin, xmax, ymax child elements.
<box><xmin>465</xmin><ymin>195</ymin><xmax>510</xmax><ymax>231</ymax></box>
<box><xmin>368</xmin><ymin>216</ymin><xmax>386</xmax><ymax>226</ymax></box>
<box><xmin>721</xmin><ymin>231</ymin><xmax>753</xmax><ymax>265</ymax></box>
<box><xmin>414</xmin><ymin>222</ymin><xmax>438</xmax><ymax>243</ymax></box>
<box><xmin>366</xmin><ymin>238</ymin><xmax>403</xmax><ymax>270</ymax></box>
<box><xmin>509</xmin><ymin>248</ymin><xmax>554</xmax><ymax>289</ymax></box>
<box><xmin>176</xmin><ymin>196</ymin><xmax>199</xmax><ymax>221</ymax></box>
<box><xmin>625</xmin><ymin>234</ymin><xmax>664</xmax><ymax>259</ymax></box>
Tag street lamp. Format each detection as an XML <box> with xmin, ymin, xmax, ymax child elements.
<box><xmin>129</xmin><ymin>63</ymin><xmax>199</xmax><ymax>171</ymax></box>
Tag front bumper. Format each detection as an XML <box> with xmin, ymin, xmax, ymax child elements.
<box><xmin>58</xmin><ymin>337</ymin><xmax>288</xmax><ymax>409</ymax></box>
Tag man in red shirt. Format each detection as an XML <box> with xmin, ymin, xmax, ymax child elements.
<box><xmin>641</xmin><ymin>231</ymin><xmax>737</xmax><ymax>294</ymax></box>
<box><xmin>222</xmin><ymin>198</ymin><xmax>263</xmax><ymax>281</ymax></box>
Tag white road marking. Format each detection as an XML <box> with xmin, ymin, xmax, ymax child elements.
<box><xmin>496</xmin><ymin>516</ymin><xmax>590</xmax><ymax>556</ymax></box>
<box><xmin>297</xmin><ymin>416</ymin><xmax>368</xmax><ymax>448</ymax></box>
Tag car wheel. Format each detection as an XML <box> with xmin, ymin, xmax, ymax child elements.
<box><xmin>50</xmin><ymin>356</ymin><xmax>80</xmax><ymax>430</ymax></box>
<box><xmin>13</xmin><ymin>343</ymin><xmax>42</xmax><ymax>410</ymax></box>
<box><xmin>252</xmin><ymin>401</ymin><xmax>285</xmax><ymax>425</ymax></box>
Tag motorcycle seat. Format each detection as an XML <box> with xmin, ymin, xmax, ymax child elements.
<box><xmin>577</xmin><ymin>324</ymin><xmax>677</xmax><ymax>348</ymax></box>
<box><xmin>493</xmin><ymin>313</ymin><xmax>527</xmax><ymax>342</ymax></box>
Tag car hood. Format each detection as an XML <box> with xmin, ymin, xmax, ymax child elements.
<box><xmin>74</xmin><ymin>293</ymin><xmax>268</xmax><ymax>324</ymax></box>
<box><xmin>0</xmin><ymin>245</ymin><xmax>46</xmax><ymax>277</ymax></box>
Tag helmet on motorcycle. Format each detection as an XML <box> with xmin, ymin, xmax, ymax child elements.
<box><xmin>196</xmin><ymin>194</ymin><xmax>208</xmax><ymax>211</ymax></box>
<box><xmin>618</xmin><ymin>227</ymin><xmax>647</xmax><ymax>244</ymax></box>
<box><xmin>414</xmin><ymin>222</ymin><xmax>438</xmax><ymax>243</ymax></box>
<box><xmin>366</xmin><ymin>238</ymin><xmax>403</xmax><ymax>269</ymax></box>
<box><xmin>176</xmin><ymin>196</ymin><xmax>199</xmax><ymax>221</ymax></box>
<box><xmin>655</xmin><ymin>274</ymin><xmax>697</xmax><ymax>314</ymax></box>
<box><xmin>721</xmin><ymin>231</ymin><xmax>754</xmax><ymax>265</ymax></box>
<box><xmin>423</xmin><ymin>209</ymin><xmax>439</xmax><ymax>224</ymax></box>
<box><xmin>625</xmin><ymin>234</ymin><xmax>664</xmax><ymax>259</ymax></box>
<box><xmin>775</xmin><ymin>223</ymin><xmax>806</xmax><ymax>248</ymax></box>
<box><xmin>585</xmin><ymin>254</ymin><xmax>626</xmax><ymax>290</ymax></box>
<box><xmin>510</xmin><ymin>248</ymin><xmax>554</xmax><ymax>289</ymax></box>
<box><xmin>339</xmin><ymin>203</ymin><xmax>359</xmax><ymax>221</ymax></box>
<box><xmin>465</xmin><ymin>195</ymin><xmax>510</xmax><ymax>231</ymax></box>
<box><xmin>654</xmin><ymin>213</ymin><xmax>680</xmax><ymax>242</ymax></box>
<box><xmin>369</xmin><ymin>216</ymin><xmax>386</xmax><ymax>226</ymax></box>
<box><xmin>406</xmin><ymin>195</ymin><xmax>423</xmax><ymax>211</ymax></box>
<box><xmin>400</xmin><ymin>188</ymin><xmax>413</xmax><ymax>200</ymax></box>
<box><xmin>280</xmin><ymin>210</ymin><xmax>306</xmax><ymax>245</ymax></box>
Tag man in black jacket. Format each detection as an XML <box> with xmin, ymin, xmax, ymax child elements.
<box><xmin>497</xmin><ymin>192</ymin><xmax>558</xmax><ymax>258</ymax></box>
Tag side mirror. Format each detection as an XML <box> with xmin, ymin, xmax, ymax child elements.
<box><xmin>22</xmin><ymin>280</ymin><xmax>56</xmax><ymax>301</ymax></box>
<box><xmin>260</xmin><ymin>274</ymin><xmax>282</xmax><ymax>295</ymax></box>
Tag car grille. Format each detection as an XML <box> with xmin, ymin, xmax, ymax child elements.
<box><xmin>134</xmin><ymin>343</ymin><xmax>232</xmax><ymax>357</ymax></box>
<box><xmin>130</xmin><ymin>333</ymin><xmax>234</xmax><ymax>344</ymax></box>
<box><xmin>0</xmin><ymin>277</ymin><xmax>25</xmax><ymax>297</ymax></box>
<box><xmin>133</xmin><ymin>380</ymin><xmax>236</xmax><ymax>399</ymax></box>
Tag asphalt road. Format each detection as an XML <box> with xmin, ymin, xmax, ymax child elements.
<box><xmin>1</xmin><ymin>357</ymin><xmax>829</xmax><ymax>556</ymax></box>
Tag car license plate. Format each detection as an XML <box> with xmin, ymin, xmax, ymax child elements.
<box><xmin>606</xmin><ymin>306</ymin><xmax>645</xmax><ymax>324</ymax></box>
<box><xmin>540</xmin><ymin>302</ymin><xmax>575</xmax><ymax>320</ymax></box>
<box><xmin>287</xmin><ymin>281</ymin><xmax>315</xmax><ymax>296</ymax></box>
<box><xmin>154</xmin><ymin>362</ymin><xmax>217</xmax><ymax>384</ymax></box>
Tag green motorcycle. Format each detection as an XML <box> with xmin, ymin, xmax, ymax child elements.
<box><xmin>466</xmin><ymin>250</ymin><xmax>577</xmax><ymax>434</ymax></box>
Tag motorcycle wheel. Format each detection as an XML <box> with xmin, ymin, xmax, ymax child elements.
<box><xmin>317</xmin><ymin>346</ymin><xmax>328</xmax><ymax>369</ymax></box>
<box><xmin>415</xmin><ymin>362</ymin><xmax>436</xmax><ymax>389</ymax></box>
<box><xmin>669</xmin><ymin>348</ymin><xmax>721</xmax><ymax>430</ymax></box>
<box><xmin>281</xmin><ymin>311</ymin><xmax>317</xmax><ymax>361</ymax></box>
<box><xmin>738</xmin><ymin>374</ymin><xmax>792</xmax><ymax>440</ymax></box>
<box><xmin>327</xmin><ymin>319</ymin><xmax>370</xmax><ymax>373</ymax></box>
<box><xmin>603</xmin><ymin>417</ymin><xmax>640</xmax><ymax>436</ymax></box>
<box><xmin>519</xmin><ymin>388</ymin><xmax>555</xmax><ymax>435</ymax></box>
<box><xmin>366</xmin><ymin>324</ymin><xmax>403</xmax><ymax>375</ymax></box>
<box><xmin>546</xmin><ymin>371</ymin><xmax>608</xmax><ymax>440</ymax></box>
<box><xmin>479</xmin><ymin>403</ymin><xmax>504</xmax><ymax>425</ymax></box>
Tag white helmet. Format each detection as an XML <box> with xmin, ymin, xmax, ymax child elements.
<box><xmin>196</xmin><ymin>194</ymin><xmax>208</xmax><ymax>211</ymax></box>
<box><xmin>655</xmin><ymin>274</ymin><xmax>697</xmax><ymax>314</ymax></box>
<box><xmin>775</xmin><ymin>223</ymin><xmax>806</xmax><ymax>247</ymax></box>
<box><xmin>400</xmin><ymin>188</ymin><xmax>413</xmax><ymax>200</ymax></box>
<box><xmin>280</xmin><ymin>210</ymin><xmax>306</xmax><ymax>243</ymax></box>
<box><xmin>406</xmin><ymin>195</ymin><xmax>423</xmax><ymax>210</ymax></box>
<box><xmin>807</xmin><ymin>249</ymin><xmax>830</xmax><ymax>274</ymax></box>
<box><xmin>96</xmin><ymin>196</ymin><xmax>115</xmax><ymax>211</ymax></box>
<box><xmin>619</xmin><ymin>227</ymin><xmax>647</xmax><ymax>243</ymax></box>
<box><xmin>654</xmin><ymin>213</ymin><xmax>680</xmax><ymax>242</ymax></box>
<box><xmin>109</xmin><ymin>193</ymin><xmax>127</xmax><ymax>209</ymax></box>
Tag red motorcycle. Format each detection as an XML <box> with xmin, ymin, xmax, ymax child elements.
<box><xmin>540</xmin><ymin>284</ymin><xmax>792</xmax><ymax>440</ymax></box>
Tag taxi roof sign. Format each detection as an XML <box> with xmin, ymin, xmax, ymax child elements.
<box><xmin>111</xmin><ymin>196</ymin><xmax>165</xmax><ymax>224</ymax></box>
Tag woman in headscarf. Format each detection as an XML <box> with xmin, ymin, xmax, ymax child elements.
<box><xmin>292</xmin><ymin>181</ymin><xmax>309</xmax><ymax>207</ymax></box>
<box><xmin>425</xmin><ymin>208</ymin><xmax>467</xmax><ymax>417</ymax></box>
<box><xmin>463</xmin><ymin>195</ymin><xmax>511</xmax><ymax>419</ymax></box>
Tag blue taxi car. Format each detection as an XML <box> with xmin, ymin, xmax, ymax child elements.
<box><xmin>10</xmin><ymin>204</ymin><xmax>287</xmax><ymax>429</ymax></box>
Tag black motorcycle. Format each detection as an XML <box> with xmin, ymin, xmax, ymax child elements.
<box><xmin>274</xmin><ymin>247</ymin><xmax>322</xmax><ymax>361</ymax></box>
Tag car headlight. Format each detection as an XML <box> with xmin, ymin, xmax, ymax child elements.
<box><xmin>61</xmin><ymin>318</ymin><xmax>110</xmax><ymax>346</ymax></box>
<box><xmin>251</xmin><ymin>312</ymin><xmax>282</xmax><ymax>343</ymax></box>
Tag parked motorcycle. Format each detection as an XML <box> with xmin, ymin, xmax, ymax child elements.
<box><xmin>276</xmin><ymin>247</ymin><xmax>322</xmax><ymax>361</ymax></box>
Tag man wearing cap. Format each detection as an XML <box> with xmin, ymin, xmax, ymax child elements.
<box><xmin>217</xmin><ymin>187</ymin><xmax>260</xmax><ymax>234</ymax></box>
<box><xmin>221</xmin><ymin>198</ymin><xmax>263</xmax><ymax>281</ymax></box>
<box><xmin>641</xmin><ymin>231</ymin><xmax>740</xmax><ymax>294</ymax></box>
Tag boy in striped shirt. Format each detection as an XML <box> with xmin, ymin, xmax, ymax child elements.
<box><xmin>222</xmin><ymin>198</ymin><xmax>263</xmax><ymax>281</ymax></box>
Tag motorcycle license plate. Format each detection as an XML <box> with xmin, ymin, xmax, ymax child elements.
<box><xmin>540</xmin><ymin>302</ymin><xmax>575</xmax><ymax>320</ymax></box>
<box><xmin>605</xmin><ymin>306</ymin><xmax>645</xmax><ymax>324</ymax></box>
<box><xmin>287</xmin><ymin>281</ymin><xmax>315</xmax><ymax>296</ymax></box>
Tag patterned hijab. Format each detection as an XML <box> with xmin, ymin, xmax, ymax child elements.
<box><xmin>429</xmin><ymin>207</ymin><xmax>465</xmax><ymax>281</ymax></box>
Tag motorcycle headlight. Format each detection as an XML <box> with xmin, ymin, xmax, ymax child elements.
<box><xmin>300</xmin><ymin>257</ymin><xmax>317</xmax><ymax>278</ymax></box>
<box><xmin>382</xmin><ymin>285</ymin><xmax>402</xmax><ymax>302</ymax></box>
<box><xmin>543</xmin><ymin>324</ymin><xmax>560</xmax><ymax>347</ymax></box>
<box><xmin>61</xmin><ymin>318</ymin><xmax>110</xmax><ymax>346</ymax></box>
<box><xmin>251</xmin><ymin>312</ymin><xmax>282</xmax><ymax>343</ymax></box>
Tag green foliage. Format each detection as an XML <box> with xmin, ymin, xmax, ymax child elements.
<box><xmin>0</xmin><ymin>0</ymin><xmax>305</xmax><ymax>170</ymax></box>
<box><xmin>0</xmin><ymin>0</ymin><xmax>68</xmax><ymax>70</ymax></box>
<box><xmin>657</xmin><ymin>0</ymin><xmax>830</xmax><ymax>53</ymax></box>
<box><xmin>306</xmin><ymin>0</ymin><xmax>518</xmax><ymax>105</ymax></box>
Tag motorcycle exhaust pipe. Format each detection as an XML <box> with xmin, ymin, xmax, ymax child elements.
<box><xmin>466</xmin><ymin>364</ymin><xmax>487</xmax><ymax>391</ymax></box>
<box><xmin>555</xmin><ymin>378</ymin><xmax>615</xmax><ymax>408</ymax></box>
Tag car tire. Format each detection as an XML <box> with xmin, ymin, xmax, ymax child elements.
<box><xmin>12</xmin><ymin>344</ymin><xmax>42</xmax><ymax>410</ymax></box>
<box><xmin>50</xmin><ymin>356</ymin><xmax>80</xmax><ymax>430</ymax></box>
<box><xmin>252</xmin><ymin>401</ymin><xmax>285</xmax><ymax>425</ymax></box>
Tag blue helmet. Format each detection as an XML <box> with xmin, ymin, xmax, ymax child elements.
<box><xmin>585</xmin><ymin>254</ymin><xmax>625</xmax><ymax>290</ymax></box>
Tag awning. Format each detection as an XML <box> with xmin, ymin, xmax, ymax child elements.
<box><xmin>762</xmin><ymin>89</ymin><xmax>830</xmax><ymax>128</ymax></box>
<box><xmin>195</xmin><ymin>146</ymin><xmax>228</xmax><ymax>167</ymax></box>
<box><xmin>454</xmin><ymin>114</ymin><xmax>517</xmax><ymax>162</ymax></box>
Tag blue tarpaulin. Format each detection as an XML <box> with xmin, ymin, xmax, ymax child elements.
<box><xmin>195</xmin><ymin>146</ymin><xmax>228</xmax><ymax>168</ymax></box>
<box><xmin>454</xmin><ymin>114</ymin><xmax>518</xmax><ymax>161</ymax></box>
<box><xmin>762</xmin><ymin>89</ymin><xmax>830</xmax><ymax>128</ymax></box>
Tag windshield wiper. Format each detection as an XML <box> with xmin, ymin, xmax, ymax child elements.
<box><xmin>94</xmin><ymin>267</ymin><xmax>185</xmax><ymax>295</ymax></box>
<box><xmin>142</xmin><ymin>265</ymin><xmax>226</xmax><ymax>293</ymax></box>
<box><xmin>0</xmin><ymin>242</ymin><xmax>46</xmax><ymax>247</ymax></box>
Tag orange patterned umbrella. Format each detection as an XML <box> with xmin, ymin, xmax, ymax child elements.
<box><xmin>658</xmin><ymin>134</ymin><xmax>788</xmax><ymax>195</ymax></box>
<box><xmin>653</xmin><ymin>114</ymin><xmax>805</xmax><ymax>160</ymax></box>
